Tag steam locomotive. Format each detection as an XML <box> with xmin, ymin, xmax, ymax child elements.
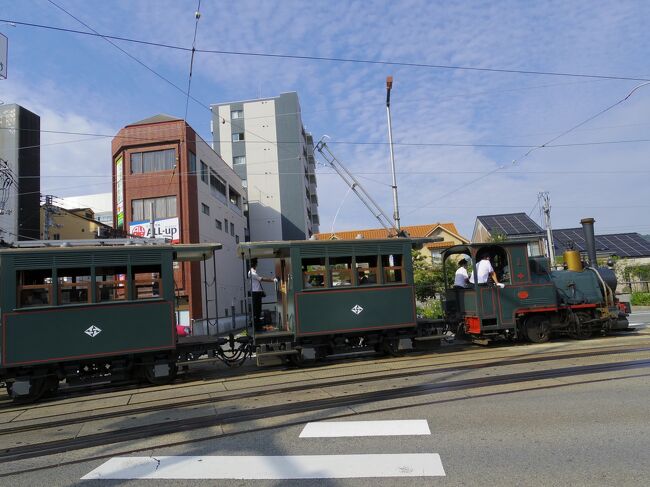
<box><xmin>442</xmin><ymin>218</ymin><xmax>630</xmax><ymax>343</ymax></box>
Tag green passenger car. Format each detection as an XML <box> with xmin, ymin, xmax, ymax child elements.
<box><xmin>0</xmin><ymin>241</ymin><xmax>220</xmax><ymax>400</ymax></box>
<box><xmin>238</xmin><ymin>237</ymin><xmax>442</xmax><ymax>364</ymax></box>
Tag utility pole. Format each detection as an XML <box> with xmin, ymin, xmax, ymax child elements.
<box><xmin>43</xmin><ymin>194</ymin><xmax>53</xmax><ymax>240</ymax></box>
<box><xmin>539</xmin><ymin>192</ymin><xmax>556</xmax><ymax>266</ymax></box>
<box><xmin>385</xmin><ymin>76</ymin><xmax>401</xmax><ymax>232</ymax></box>
<box><xmin>149</xmin><ymin>201</ymin><xmax>156</xmax><ymax>239</ymax></box>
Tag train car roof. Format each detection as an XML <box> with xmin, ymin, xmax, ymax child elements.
<box><xmin>0</xmin><ymin>241</ymin><xmax>222</xmax><ymax>261</ymax></box>
<box><xmin>238</xmin><ymin>237</ymin><xmax>441</xmax><ymax>259</ymax></box>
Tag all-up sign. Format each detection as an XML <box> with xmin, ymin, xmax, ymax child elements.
<box><xmin>129</xmin><ymin>217</ymin><xmax>180</xmax><ymax>243</ymax></box>
<box><xmin>0</xmin><ymin>33</ymin><xmax>7</xmax><ymax>79</ymax></box>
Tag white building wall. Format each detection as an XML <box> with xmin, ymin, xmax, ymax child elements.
<box><xmin>242</xmin><ymin>99</ymin><xmax>283</xmax><ymax>243</ymax></box>
<box><xmin>194</xmin><ymin>137</ymin><xmax>248</xmax><ymax>320</ymax></box>
<box><xmin>216</xmin><ymin>106</ymin><xmax>233</xmax><ymax>168</ymax></box>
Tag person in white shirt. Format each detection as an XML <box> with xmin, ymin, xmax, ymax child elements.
<box><xmin>470</xmin><ymin>254</ymin><xmax>504</xmax><ymax>288</ymax></box>
<box><xmin>248</xmin><ymin>259</ymin><xmax>277</xmax><ymax>327</ymax></box>
<box><xmin>454</xmin><ymin>259</ymin><xmax>469</xmax><ymax>288</ymax></box>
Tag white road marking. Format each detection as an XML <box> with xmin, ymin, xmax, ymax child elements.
<box><xmin>299</xmin><ymin>420</ymin><xmax>431</xmax><ymax>437</ymax></box>
<box><xmin>81</xmin><ymin>454</ymin><xmax>445</xmax><ymax>479</ymax></box>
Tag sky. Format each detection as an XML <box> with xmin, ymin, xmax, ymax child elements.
<box><xmin>1</xmin><ymin>0</ymin><xmax>649</xmax><ymax>239</ymax></box>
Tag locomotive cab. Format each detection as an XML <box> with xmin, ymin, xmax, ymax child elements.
<box><xmin>443</xmin><ymin>242</ymin><xmax>559</xmax><ymax>342</ymax></box>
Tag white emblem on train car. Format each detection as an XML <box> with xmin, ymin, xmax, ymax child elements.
<box><xmin>84</xmin><ymin>325</ymin><xmax>102</xmax><ymax>337</ymax></box>
<box><xmin>351</xmin><ymin>305</ymin><xmax>364</xmax><ymax>315</ymax></box>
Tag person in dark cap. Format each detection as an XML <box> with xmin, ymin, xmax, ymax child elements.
<box><xmin>454</xmin><ymin>258</ymin><xmax>470</xmax><ymax>288</ymax></box>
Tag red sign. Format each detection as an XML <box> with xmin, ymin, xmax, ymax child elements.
<box><xmin>131</xmin><ymin>225</ymin><xmax>147</xmax><ymax>237</ymax></box>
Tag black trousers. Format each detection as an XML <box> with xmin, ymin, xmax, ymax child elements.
<box><xmin>252</xmin><ymin>291</ymin><xmax>264</xmax><ymax>326</ymax></box>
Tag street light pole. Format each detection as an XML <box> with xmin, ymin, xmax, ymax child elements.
<box><xmin>386</xmin><ymin>76</ymin><xmax>401</xmax><ymax>232</ymax></box>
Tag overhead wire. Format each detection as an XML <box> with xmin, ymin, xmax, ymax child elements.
<box><xmin>183</xmin><ymin>1</ymin><xmax>202</xmax><ymax>122</ymax></box>
<box><xmin>3</xmin><ymin>17</ymin><xmax>650</xmax><ymax>82</ymax></box>
<box><xmin>405</xmin><ymin>81</ymin><xmax>650</xmax><ymax>217</ymax></box>
<box><xmin>5</xmin><ymin>126</ymin><xmax>650</xmax><ymax>150</ymax></box>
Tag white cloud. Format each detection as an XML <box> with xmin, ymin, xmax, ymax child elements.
<box><xmin>3</xmin><ymin>0</ymin><xmax>650</xmax><ymax>239</ymax></box>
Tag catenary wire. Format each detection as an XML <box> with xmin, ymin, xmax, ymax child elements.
<box><xmin>3</xmin><ymin>18</ymin><xmax>650</xmax><ymax>83</ymax></box>
<box><xmin>405</xmin><ymin>81</ymin><xmax>650</xmax><ymax>216</ymax></box>
<box><xmin>4</xmin><ymin>126</ymin><xmax>650</xmax><ymax>150</ymax></box>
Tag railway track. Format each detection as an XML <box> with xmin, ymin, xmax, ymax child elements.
<box><xmin>0</xmin><ymin>342</ymin><xmax>648</xmax><ymax>435</ymax></box>
<box><xmin>0</xmin><ymin>332</ymin><xmax>643</xmax><ymax>412</ymax></box>
<box><xmin>0</xmin><ymin>356</ymin><xmax>648</xmax><ymax>467</ymax></box>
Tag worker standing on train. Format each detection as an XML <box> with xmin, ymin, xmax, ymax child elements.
<box><xmin>470</xmin><ymin>254</ymin><xmax>505</xmax><ymax>288</ymax></box>
<box><xmin>249</xmin><ymin>259</ymin><xmax>277</xmax><ymax>328</ymax></box>
<box><xmin>453</xmin><ymin>259</ymin><xmax>470</xmax><ymax>288</ymax></box>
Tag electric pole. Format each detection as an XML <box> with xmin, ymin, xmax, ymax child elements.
<box><xmin>385</xmin><ymin>76</ymin><xmax>401</xmax><ymax>232</ymax></box>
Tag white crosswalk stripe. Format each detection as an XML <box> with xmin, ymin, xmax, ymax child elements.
<box><xmin>82</xmin><ymin>454</ymin><xmax>446</xmax><ymax>479</ymax></box>
<box><xmin>82</xmin><ymin>419</ymin><xmax>445</xmax><ymax>480</ymax></box>
<box><xmin>299</xmin><ymin>419</ymin><xmax>431</xmax><ymax>437</ymax></box>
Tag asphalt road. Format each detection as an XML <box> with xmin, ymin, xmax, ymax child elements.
<box><xmin>5</xmin><ymin>311</ymin><xmax>650</xmax><ymax>487</ymax></box>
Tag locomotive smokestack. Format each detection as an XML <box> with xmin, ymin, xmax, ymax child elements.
<box><xmin>580</xmin><ymin>217</ymin><xmax>598</xmax><ymax>267</ymax></box>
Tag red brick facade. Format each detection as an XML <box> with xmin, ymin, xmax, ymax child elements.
<box><xmin>111</xmin><ymin>118</ymin><xmax>203</xmax><ymax>320</ymax></box>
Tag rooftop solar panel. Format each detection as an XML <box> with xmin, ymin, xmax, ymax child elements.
<box><xmin>553</xmin><ymin>229</ymin><xmax>650</xmax><ymax>257</ymax></box>
<box><xmin>478</xmin><ymin>213</ymin><xmax>543</xmax><ymax>236</ymax></box>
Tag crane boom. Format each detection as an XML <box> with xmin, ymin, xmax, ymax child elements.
<box><xmin>315</xmin><ymin>137</ymin><xmax>401</xmax><ymax>236</ymax></box>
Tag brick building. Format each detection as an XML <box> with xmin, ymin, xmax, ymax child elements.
<box><xmin>112</xmin><ymin>115</ymin><xmax>247</xmax><ymax>325</ymax></box>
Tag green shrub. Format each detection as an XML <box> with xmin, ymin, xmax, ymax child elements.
<box><xmin>631</xmin><ymin>292</ymin><xmax>650</xmax><ymax>306</ymax></box>
<box><xmin>417</xmin><ymin>299</ymin><xmax>443</xmax><ymax>319</ymax></box>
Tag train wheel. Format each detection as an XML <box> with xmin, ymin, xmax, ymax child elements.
<box><xmin>525</xmin><ymin>315</ymin><xmax>551</xmax><ymax>344</ymax></box>
<box><xmin>7</xmin><ymin>377</ymin><xmax>47</xmax><ymax>403</ymax></box>
<box><xmin>288</xmin><ymin>351</ymin><xmax>305</xmax><ymax>367</ymax></box>
<box><xmin>379</xmin><ymin>338</ymin><xmax>401</xmax><ymax>356</ymax></box>
<box><xmin>573</xmin><ymin>312</ymin><xmax>592</xmax><ymax>340</ymax></box>
<box><xmin>143</xmin><ymin>361</ymin><xmax>178</xmax><ymax>386</ymax></box>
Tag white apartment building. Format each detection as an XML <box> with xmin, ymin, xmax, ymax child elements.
<box><xmin>210</xmin><ymin>92</ymin><xmax>319</xmax><ymax>242</ymax></box>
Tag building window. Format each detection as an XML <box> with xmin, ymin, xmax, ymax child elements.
<box><xmin>188</xmin><ymin>151</ymin><xmax>197</xmax><ymax>174</ymax></box>
<box><xmin>230</xmin><ymin>222</ymin><xmax>235</xmax><ymax>236</ymax></box>
<box><xmin>130</xmin><ymin>148</ymin><xmax>176</xmax><ymax>174</ymax></box>
<box><xmin>235</xmin><ymin>235</ymin><xmax>239</xmax><ymax>244</ymax></box>
<box><xmin>229</xmin><ymin>187</ymin><xmax>241</xmax><ymax>208</ymax></box>
<box><xmin>232</xmin><ymin>132</ymin><xmax>245</xmax><ymax>142</ymax></box>
<box><xmin>132</xmin><ymin>196</ymin><xmax>177</xmax><ymax>221</ymax></box>
<box><xmin>231</xmin><ymin>110</ymin><xmax>243</xmax><ymax>119</ymax></box>
<box><xmin>233</xmin><ymin>155</ymin><xmax>246</xmax><ymax>165</ymax></box>
<box><xmin>215</xmin><ymin>219</ymin><xmax>222</xmax><ymax>230</ymax></box>
<box><xmin>201</xmin><ymin>203</ymin><xmax>210</xmax><ymax>215</ymax></box>
<box><xmin>224</xmin><ymin>218</ymin><xmax>228</xmax><ymax>232</ymax></box>
<box><xmin>200</xmin><ymin>161</ymin><xmax>208</xmax><ymax>183</ymax></box>
<box><xmin>210</xmin><ymin>171</ymin><xmax>227</xmax><ymax>198</ymax></box>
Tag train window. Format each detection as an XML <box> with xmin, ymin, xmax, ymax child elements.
<box><xmin>58</xmin><ymin>268</ymin><xmax>92</xmax><ymax>304</ymax></box>
<box><xmin>302</xmin><ymin>257</ymin><xmax>327</xmax><ymax>288</ymax></box>
<box><xmin>17</xmin><ymin>269</ymin><xmax>53</xmax><ymax>308</ymax></box>
<box><xmin>330</xmin><ymin>257</ymin><xmax>353</xmax><ymax>286</ymax></box>
<box><xmin>382</xmin><ymin>254</ymin><xmax>403</xmax><ymax>283</ymax></box>
<box><xmin>133</xmin><ymin>264</ymin><xmax>163</xmax><ymax>299</ymax></box>
<box><xmin>96</xmin><ymin>266</ymin><xmax>128</xmax><ymax>302</ymax></box>
<box><xmin>355</xmin><ymin>256</ymin><xmax>378</xmax><ymax>285</ymax></box>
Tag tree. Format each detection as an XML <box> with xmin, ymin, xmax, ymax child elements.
<box><xmin>412</xmin><ymin>250</ymin><xmax>450</xmax><ymax>301</ymax></box>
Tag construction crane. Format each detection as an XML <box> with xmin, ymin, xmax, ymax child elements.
<box><xmin>314</xmin><ymin>137</ymin><xmax>405</xmax><ymax>237</ymax></box>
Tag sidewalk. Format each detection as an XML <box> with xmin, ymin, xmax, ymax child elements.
<box><xmin>631</xmin><ymin>305</ymin><xmax>650</xmax><ymax>312</ymax></box>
